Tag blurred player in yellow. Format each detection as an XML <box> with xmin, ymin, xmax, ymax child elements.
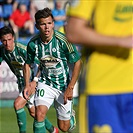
<box><xmin>66</xmin><ymin>0</ymin><xmax>133</xmax><ymax>132</ymax></box>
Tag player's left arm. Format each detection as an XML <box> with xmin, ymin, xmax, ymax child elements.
<box><xmin>64</xmin><ymin>59</ymin><xmax>82</xmax><ymax>104</ymax></box>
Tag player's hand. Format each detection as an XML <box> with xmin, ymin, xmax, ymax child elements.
<box><xmin>64</xmin><ymin>85</ymin><xmax>74</xmax><ymax>104</ymax></box>
<box><xmin>23</xmin><ymin>85</ymin><xmax>31</xmax><ymax>100</ymax></box>
<box><xmin>24</xmin><ymin>81</ymin><xmax>37</xmax><ymax>100</ymax></box>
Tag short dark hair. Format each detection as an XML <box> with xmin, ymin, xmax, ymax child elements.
<box><xmin>0</xmin><ymin>26</ymin><xmax>14</xmax><ymax>39</ymax></box>
<box><xmin>35</xmin><ymin>7</ymin><xmax>54</xmax><ymax>24</ymax></box>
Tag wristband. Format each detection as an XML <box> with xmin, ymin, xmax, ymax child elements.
<box><xmin>33</xmin><ymin>77</ymin><xmax>39</xmax><ymax>82</ymax></box>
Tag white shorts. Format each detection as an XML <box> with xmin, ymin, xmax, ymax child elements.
<box><xmin>34</xmin><ymin>82</ymin><xmax>73</xmax><ymax>120</ymax></box>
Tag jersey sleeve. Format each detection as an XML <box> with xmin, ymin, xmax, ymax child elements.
<box><xmin>16</xmin><ymin>42</ymin><xmax>27</xmax><ymax>60</ymax></box>
<box><xmin>55</xmin><ymin>30</ymin><xmax>81</xmax><ymax>63</ymax></box>
<box><xmin>67</xmin><ymin>0</ymin><xmax>96</xmax><ymax>20</ymax></box>
<box><xmin>63</xmin><ymin>41</ymin><xmax>81</xmax><ymax>63</ymax></box>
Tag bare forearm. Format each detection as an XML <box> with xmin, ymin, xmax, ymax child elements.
<box><xmin>66</xmin><ymin>17</ymin><xmax>133</xmax><ymax>48</ymax></box>
<box><xmin>64</xmin><ymin>59</ymin><xmax>82</xmax><ymax>104</ymax></box>
<box><xmin>69</xmin><ymin>59</ymin><xmax>82</xmax><ymax>88</ymax></box>
<box><xmin>35</xmin><ymin>65</ymin><xmax>41</xmax><ymax>78</ymax></box>
<box><xmin>23</xmin><ymin>63</ymin><xmax>31</xmax><ymax>86</ymax></box>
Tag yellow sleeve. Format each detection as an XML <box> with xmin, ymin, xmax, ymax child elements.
<box><xmin>67</xmin><ymin>0</ymin><xmax>96</xmax><ymax>20</ymax></box>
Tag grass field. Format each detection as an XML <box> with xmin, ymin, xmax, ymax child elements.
<box><xmin>0</xmin><ymin>105</ymin><xmax>79</xmax><ymax>133</ymax></box>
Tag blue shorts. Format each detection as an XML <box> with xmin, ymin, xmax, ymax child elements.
<box><xmin>79</xmin><ymin>93</ymin><xmax>133</xmax><ymax>133</ymax></box>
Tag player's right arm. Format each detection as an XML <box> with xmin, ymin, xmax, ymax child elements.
<box><xmin>23</xmin><ymin>41</ymin><xmax>36</xmax><ymax>100</ymax></box>
<box><xmin>66</xmin><ymin>17</ymin><xmax>133</xmax><ymax>49</ymax></box>
<box><xmin>23</xmin><ymin>63</ymin><xmax>31</xmax><ymax>100</ymax></box>
<box><xmin>66</xmin><ymin>1</ymin><xmax>133</xmax><ymax>49</ymax></box>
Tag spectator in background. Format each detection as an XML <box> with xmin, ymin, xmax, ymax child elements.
<box><xmin>30</xmin><ymin>0</ymin><xmax>48</xmax><ymax>22</ymax></box>
<box><xmin>52</xmin><ymin>1</ymin><xmax>66</xmax><ymax>30</ymax></box>
<box><xmin>2</xmin><ymin>0</ymin><xmax>14</xmax><ymax>24</ymax></box>
<box><xmin>12</xmin><ymin>0</ymin><xmax>31</xmax><ymax>11</ymax></box>
<box><xmin>66</xmin><ymin>1</ymin><xmax>133</xmax><ymax>133</ymax></box>
<box><xmin>9</xmin><ymin>2</ymin><xmax>34</xmax><ymax>38</ymax></box>
<box><xmin>0</xmin><ymin>5</ymin><xmax>4</xmax><ymax>28</ymax></box>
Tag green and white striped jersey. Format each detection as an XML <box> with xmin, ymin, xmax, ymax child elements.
<box><xmin>0</xmin><ymin>42</ymin><xmax>38</xmax><ymax>91</ymax></box>
<box><xmin>0</xmin><ymin>42</ymin><xmax>27</xmax><ymax>91</ymax></box>
<box><xmin>26</xmin><ymin>30</ymin><xmax>80</xmax><ymax>91</ymax></box>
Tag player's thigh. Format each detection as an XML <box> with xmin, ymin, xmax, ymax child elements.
<box><xmin>34</xmin><ymin>82</ymin><xmax>55</xmax><ymax>109</ymax></box>
<box><xmin>54</xmin><ymin>92</ymin><xmax>73</xmax><ymax>121</ymax></box>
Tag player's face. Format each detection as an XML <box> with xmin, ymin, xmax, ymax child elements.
<box><xmin>36</xmin><ymin>16</ymin><xmax>54</xmax><ymax>40</ymax></box>
<box><xmin>1</xmin><ymin>33</ymin><xmax>15</xmax><ymax>52</ymax></box>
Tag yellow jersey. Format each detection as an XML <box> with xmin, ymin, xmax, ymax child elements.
<box><xmin>67</xmin><ymin>0</ymin><xmax>133</xmax><ymax>95</ymax></box>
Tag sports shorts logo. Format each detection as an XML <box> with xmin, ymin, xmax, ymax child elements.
<box><xmin>93</xmin><ymin>124</ymin><xmax>112</xmax><ymax>133</ymax></box>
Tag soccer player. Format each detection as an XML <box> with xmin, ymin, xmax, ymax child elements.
<box><xmin>0</xmin><ymin>26</ymin><xmax>59</xmax><ymax>133</ymax></box>
<box><xmin>23</xmin><ymin>7</ymin><xmax>82</xmax><ymax>133</ymax></box>
<box><xmin>66</xmin><ymin>1</ymin><xmax>133</xmax><ymax>133</ymax></box>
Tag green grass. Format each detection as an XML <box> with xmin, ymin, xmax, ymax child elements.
<box><xmin>0</xmin><ymin>105</ymin><xmax>79</xmax><ymax>133</ymax></box>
